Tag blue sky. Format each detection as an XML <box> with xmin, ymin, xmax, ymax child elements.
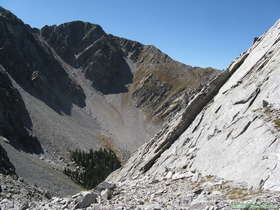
<box><xmin>1</xmin><ymin>0</ymin><xmax>280</xmax><ymax>69</ymax></box>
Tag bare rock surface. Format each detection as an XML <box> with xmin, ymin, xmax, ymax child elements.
<box><xmin>32</xmin><ymin>172</ymin><xmax>280</xmax><ymax>209</ymax></box>
<box><xmin>0</xmin><ymin>174</ymin><xmax>47</xmax><ymax>210</ymax></box>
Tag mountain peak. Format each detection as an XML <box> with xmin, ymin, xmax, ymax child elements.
<box><xmin>0</xmin><ymin>7</ymin><xmax>24</xmax><ymax>25</ymax></box>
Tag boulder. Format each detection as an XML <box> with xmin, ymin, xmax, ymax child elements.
<box><xmin>74</xmin><ymin>191</ymin><xmax>98</xmax><ymax>209</ymax></box>
<box><xmin>100</xmin><ymin>188</ymin><xmax>112</xmax><ymax>200</ymax></box>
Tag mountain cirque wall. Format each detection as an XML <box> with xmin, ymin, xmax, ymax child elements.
<box><xmin>0</xmin><ymin>6</ymin><xmax>217</xmax><ymax>157</ymax></box>
<box><xmin>41</xmin><ymin>22</ymin><xmax>218</xmax><ymax>124</ymax></box>
<box><xmin>107</xmin><ymin>19</ymin><xmax>280</xmax><ymax>191</ymax></box>
<box><xmin>0</xmin><ymin>6</ymin><xmax>218</xmax><ymax>196</ymax></box>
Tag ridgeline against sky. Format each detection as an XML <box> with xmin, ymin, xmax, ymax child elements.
<box><xmin>1</xmin><ymin>0</ymin><xmax>279</xmax><ymax>69</ymax></box>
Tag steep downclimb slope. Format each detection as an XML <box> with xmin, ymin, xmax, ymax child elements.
<box><xmin>107</xmin><ymin>19</ymin><xmax>280</xmax><ymax>191</ymax></box>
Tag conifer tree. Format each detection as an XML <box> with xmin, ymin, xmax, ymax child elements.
<box><xmin>64</xmin><ymin>148</ymin><xmax>121</xmax><ymax>189</ymax></box>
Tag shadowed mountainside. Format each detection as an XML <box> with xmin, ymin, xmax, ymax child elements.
<box><xmin>0</xmin><ymin>8</ymin><xmax>86</xmax><ymax>115</ymax></box>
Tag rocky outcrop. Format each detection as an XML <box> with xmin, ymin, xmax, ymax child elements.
<box><xmin>41</xmin><ymin>21</ymin><xmax>106</xmax><ymax>66</ymax></box>
<box><xmin>0</xmin><ymin>173</ymin><xmax>47</xmax><ymax>209</ymax></box>
<box><xmin>28</xmin><ymin>172</ymin><xmax>280</xmax><ymax>209</ymax></box>
<box><xmin>78</xmin><ymin>35</ymin><xmax>132</xmax><ymax>94</ymax></box>
<box><xmin>42</xmin><ymin>24</ymin><xmax>133</xmax><ymax>94</ymax></box>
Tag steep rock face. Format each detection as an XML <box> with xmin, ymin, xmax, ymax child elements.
<box><xmin>42</xmin><ymin>24</ymin><xmax>132</xmax><ymax>94</ymax></box>
<box><xmin>41</xmin><ymin>21</ymin><xmax>105</xmax><ymax>66</ymax></box>
<box><xmin>77</xmin><ymin>35</ymin><xmax>132</xmax><ymax>94</ymax></box>
<box><xmin>107</xmin><ymin>19</ymin><xmax>280</xmax><ymax>191</ymax></box>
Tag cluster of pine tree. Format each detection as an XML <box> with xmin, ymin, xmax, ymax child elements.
<box><xmin>64</xmin><ymin>148</ymin><xmax>121</xmax><ymax>189</ymax></box>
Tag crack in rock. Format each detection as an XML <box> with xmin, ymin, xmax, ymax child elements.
<box><xmin>231</xmin><ymin>112</ymin><xmax>240</xmax><ymax>122</ymax></box>
<box><xmin>226</xmin><ymin>129</ymin><xmax>234</xmax><ymax>140</ymax></box>
<box><xmin>268</xmin><ymin>138</ymin><xmax>278</xmax><ymax>148</ymax></box>
<box><xmin>214</xmin><ymin>105</ymin><xmax>222</xmax><ymax>114</ymax></box>
<box><xmin>246</xmin><ymin>88</ymin><xmax>260</xmax><ymax>111</ymax></box>
<box><xmin>234</xmin><ymin>116</ymin><xmax>258</xmax><ymax>139</ymax></box>
<box><xmin>233</xmin><ymin>88</ymin><xmax>260</xmax><ymax>106</ymax></box>
<box><xmin>259</xmin><ymin>175</ymin><xmax>270</xmax><ymax>190</ymax></box>
<box><xmin>192</xmin><ymin>112</ymin><xmax>205</xmax><ymax>133</ymax></box>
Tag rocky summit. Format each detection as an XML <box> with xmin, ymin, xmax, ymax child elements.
<box><xmin>1</xmin><ymin>5</ymin><xmax>280</xmax><ymax>210</ymax></box>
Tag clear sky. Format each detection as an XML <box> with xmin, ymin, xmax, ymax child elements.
<box><xmin>1</xmin><ymin>0</ymin><xmax>279</xmax><ymax>69</ymax></box>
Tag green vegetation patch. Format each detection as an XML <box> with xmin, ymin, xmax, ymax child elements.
<box><xmin>64</xmin><ymin>148</ymin><xmax>121</xmax><ymax>189</ymax></box>
<box><xmin>274</xmin><ymin>119</ymin><xmax>280</xmax><ymax>128</ymax></box>
<box><xmin>226</xmin><ymin>188</ymin><xmax>260</xmax><ymax>201</ymax></box>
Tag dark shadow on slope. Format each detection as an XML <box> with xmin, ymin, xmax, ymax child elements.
<box><xmin>0</xmin><ymin>39</ymin><xmax>86</xmax><ymax>115</ymax></box>
<box><xmin>2</xmin><ymin>131</ymin><xmax>43</xmax><ymax>155</ymax></box>
<box><xmin>0</xmin><ymin>67</ymin><xmax>43</xmax><ymax>154</ymax></box>
<box><xmin>0</xmin><ymin>144</ymin><xmax>16</xmax><ymax>175</ymax></box>
<box><xmin>41</xmin><ymin>19</ymin><xmax>134</xmax><ymax>95</ymax></box>
<box><xmin>88</xmin><ymin>58</ymin><xmax>134</xmax><ymax>95</ymax></box>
